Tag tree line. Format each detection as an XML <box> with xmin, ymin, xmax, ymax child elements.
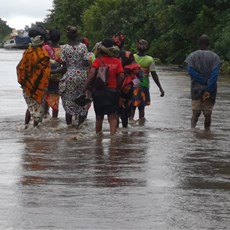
<box><xmin>0</xmin><ymin>18</ymin><xmax>12</xmax><ymax>45</ymax></box>
<box><xmin>2</xmin><ymin>0</ymin><xmax>230</xmax><ymax>72</ymax></box>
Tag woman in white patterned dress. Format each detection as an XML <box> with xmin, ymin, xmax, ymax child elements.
<box><xmin>59</xmin><ymin>26</ymin><xmax>89</xmax><ymax>127</ymax></box>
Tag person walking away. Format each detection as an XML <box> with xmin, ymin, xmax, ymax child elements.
<box><xmin>112</xmin><ymin>32</ymin><xmax>135</xmax><ymax>67</ymax></box>
<box><xmin>112</xmin><ymin>32</ymin><xmax>136</xmax><ymax>127</ymax></box>
<box><xmin>130</xmin><ymin>39</ymin><xmax>164</xmax><ymax>123</ymax></box>
<box><xmin>59</xmin><ymin>26</ymin><xmax>89</xmax><ymax>128</ymax></box>
<box><xmin>83</xmin><ymin>38</ymin><xmax>125</xmax><ymax>135</ymax></box>
<box><xmin>79</xmin><ymin>36</ymin><xmax>95</xmax><ymax>117</ymax></box>
<box><xmin>43</xmin><ymin>28</ymin><xmax>63</xmax><ymax>119</ymax></box>
<box><xmin>119</xmin><ymin>63</ymin><xmax>141</xmax><ymax>127</ymax></box>
<box><xmin>184</xmin><ymin>34</ymin><xmax>221</xmax><ymax>130</ymax></box>
<box><xmin>17</xmin><ymin>32</ymin><xmax>51</xmax><ymax>129</ymax></box>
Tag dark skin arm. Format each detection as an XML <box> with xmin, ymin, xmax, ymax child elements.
<box><xmin>83</xmin><ymin>66</ymin><xmax>97</xmax><ymax>93</ymax></box>
<box><xmin>151</xmin><ymin>70</ymin><xmax>165</xmax><ymax>97</ymax></box>
<box><xmin>116</xmin><ymin>72</ymin><xmax>125</xmax><ymax>90</ymax></box>
<box><xmin>117</xmin><ymin>72</ymin><xmax>126</xmax><ymax>108</ymax></box>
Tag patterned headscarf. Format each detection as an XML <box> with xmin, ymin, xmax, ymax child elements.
<box><xmin>66</xmin><ymin>25</ymin><xmax>78</xmax><ymax>41</ymax></box>
<box><xmin>112</xmin><ymin>32</ymin><xmax>125</xmax><ymax>48</ymax></box>
<box><xmin>93</xmin><ymin>39</ymin><xmax>120</xmax><ymax>57</ymax></box>
<box><xmin>31</xmin><ymin>35</ymin><xmax>44</xmax><ymax>47</ymax></box>
<box><xmin>66</xmin><ymin>25</ymin><xmax>77</xmax><ymax>33</ymax></box>
<box><xmin>137</xmin><ymin>39</ymin><xmax>149</xmax><ymax>51</ymax></box>
<box><xmin>83</xmin><ymin>37</ymin><xmax>89</xmax><ymax>47</ymax></box>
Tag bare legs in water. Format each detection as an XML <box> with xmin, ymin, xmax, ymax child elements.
<box><xmin>24</xmin><ymin>109</ymin><xmax>38</xmax><ymax>128</ymax></box>
<box><xmin>96</xmin><ymin>113</ymin><xmax>118</xmax><ymax>135</ymax></box>
<box><xmin>191</xmin><ymin>110</ymin><xmax>212</xmax><ymax>130</ymax></box>
<box><xmin>66</xmin><ymin>112</ymin><xmax>86</xmax><ymax>128</ymax></box>
<box><xmin>129</xmin><ymin>106</ymin><xmax>145</xmax><ymax>124</ymax></box>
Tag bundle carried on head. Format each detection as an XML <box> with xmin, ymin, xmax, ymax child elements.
<box><xmin>66</xmin><ymin>25</ymin><xmax>78</xmax><ymax>41</ymax></box>
<box><xmin>137</xmin><ymin>39</ymin><xmax>149</xmax><ymax>51</ymax></box>
<box><xmin>93</xmin><ymin>38</ymin><xmax>120</xmax><ymax>57</ymax></box>
<box><xmin>30</xmin><ymin>36</ymin><xmax>44</xmax><ymax>47</ymax></box>
<box><xmin>28</xmin><ymin>24</ymin><xmax>49</xmax><ymax>40</ymax></box>
<box><xmin>112</xmin><ymin>32</ymin><xmax>125</xmax><ymax>48</ymax></box>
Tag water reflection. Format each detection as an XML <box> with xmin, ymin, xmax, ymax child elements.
<box><xmin>177</xmin><ymin>129</ymin><xmax>230</xmax><ymax>190</ymax></box>
<box><xmin>21</xmin><ymin>138</ymin><xmax>51</xmax><ymax>185</ymax></box>
<box><xmin>1</xmin><ymin>49</ymin><xmax>230</xmax><ymax>229</ymax></box>
<box><xmin>19</xmin><ymin>130</ymin><xmax>148</xmax><ymax>189</ymax></box>
<box><xmin>94</xmin><ymin>132</ymin><xmax>147</xmax><ymax>187</ymax></box>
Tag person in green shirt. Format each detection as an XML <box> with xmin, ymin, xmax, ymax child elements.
<box><xmin>129</xmin><ymin>39</ymin><xmax>165</xmax><ymax>122</ymax></box>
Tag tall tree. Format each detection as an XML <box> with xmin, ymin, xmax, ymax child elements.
<box><xmin>0</xmin><ymin>18</ymin><xmax>12</xmax><ymax>43</ymax></box>
<box><xmin>45</xmin><ymin>0</ymin><xmax>94</xmax><ymax>42</ymax></box>
<box><xmin>44</xmin><ymin>0</ymin><xmax>230</xmax><ymax>69</ymax></box>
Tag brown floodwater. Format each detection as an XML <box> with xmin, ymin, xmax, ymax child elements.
<box><xmin>0</xmin><ymin>49</ymin><xmax>229</xmax><ymax>229</ymax></box>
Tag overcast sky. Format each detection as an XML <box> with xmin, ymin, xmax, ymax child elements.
<box><xmin>1</xmin><ymin>0</ymin><xmax>53</xmax><ymax>30</ymax></box>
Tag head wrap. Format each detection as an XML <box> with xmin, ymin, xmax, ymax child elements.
<box><xmin>137</xmin><ymin>39</ymin><xmax>149</xmax><ymax>51</ymax></box>
<box><xmin>112</xmin><ymin>32</ymin><xmax>125</xmax><ymax>48</ymax></box>
<box><xmin>80</xmin><ymin>37</ymin><xmax>89</xmax><ymax>47</ymax></box>
<box><xmin>93</xmin><ymin>38</ymin><xmax>120</xmax><ymax>57</ymax></box>
<box><xmin>49</xmin><ymin>29</ymin><xmax>61</xmax><ymax>43</ymax></box>
<box><xmin>66</xmin><ymin>25</ymin><xmax>78</xmax><ymax>41</ymax></box>
<box><xmin>28</xmin><ymin>24</ymin><xmax>48</xmax><ymax>41</ymax></box>
<box><xmin>66</xmin><ymin>25</ymin><xmax>77</xmax><ymax>33</ymax></box>
<box><xmin>31</xmin><ymin>35</ymin><xmax>44</xmax><ymax>47</ymax></box>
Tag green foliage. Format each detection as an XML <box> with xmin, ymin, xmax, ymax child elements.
<box><xmin>82</xmin><ymin>0</ymin><xmax>120</xmax><ymax>45</ymax></box>
<box><xmin>43</xmin><ymin>0</ymin><xmax>230</xmax><ymax>75</ymax></box>
<box><xmin>220</xmin><ymin>60</ymin><xmax>230</xmax><ymax>75</ymax></box>
<box><xmin>214</xmin><ymin>28</ymin><xmax>230</xmax><ymax>61</ymax></box>
<box><xmin>0</xmin><ymin>18</ymin><xmax>12</xmax><ymax>43</ymax></box>
<box><xmin>45</xmin><ymin>0</ymin><xmax>94</xmax><ymax>43</ymax></box>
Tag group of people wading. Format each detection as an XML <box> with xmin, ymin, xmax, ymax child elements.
<box><xmin>16</xmin><ymin>25</ymin><xmax>165</xmax><ymax>135</ymax></box>
<box><xmin>16</xmin><ymin>24</ymin><xmax>221</xmax><ymax>135</ymax></box>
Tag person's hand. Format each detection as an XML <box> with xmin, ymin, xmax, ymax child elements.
<box><xmin>203</xmin><ymin>91</ymin><xmax>210</xmax><ymax>101</ymax></box>
<box><xmin>160</xmin><ymin>89</ymin><xmax>165</xmax><ymax>97</ymax></box>
<box><xmin>119</xmin><ymin>97</ymin><xmax>126</xmax><ymax>109</ymax></box>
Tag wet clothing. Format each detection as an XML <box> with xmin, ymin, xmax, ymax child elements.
<box><xmin>131</xmin><ymin>54</ymin><xmax>155</xmax><ymax>108</ymax></box>
<box><xmin>17</xmin><ymin>45</ymin><xmax>51</xmax><ymax>123</ymax></box>
<box><xmin>119</xmin><ymin>50</ymin><xmax>134</xmax><ymax>67</ymax></box>
<box><xmin>185</xmin><ymin>50</ymin><xmax>221</xmax><ymax>104</ymax></box>
<box><xmin>91</xmin><ymin>55</ymin><xmax>124</xmax><ymax>116</ymax></box>
<box><xmin>192</xmin><ymin>98</ymin><xmax>214</xmax><ymax>112</ymax></box>
<box><xmin>59</xmin><ymin>43</ymin><xmax>88</xmax><ymax>116</ymax></box>
<box><xmin>118</xmin><ymin>63</ymin><xmax>141</xmax><ymax>126</ymax></box>
<box><xmin>116</xmin><ymin>51</ymin><xmax>135</xmax><ymax>127</ymax></box>
<box><xmin>92</xmin><ymin>56</ymin><xmax>124</xmax><ymax>89</ymax></box>
<box><xmin>132</xmin><ymin>87</ymin><xmax>150</xmax><ymax>108</ymax></box>
<box><xmin>17</xmin><ymin>46</ymin><xmax>50</xmax><ymax>104</ymax></box>
<box><xmin>23</xmin><ymin>91</ymin><xmax>44</xmax><ymax>123</ymax></box>
<box><xmin>133</xmin><ymin>54</ymin><xmax>156</xmax><ymax>88</ymax></box>
<box><xmin>93</xmin><ymin>89</ymin><xmax>120</xmax><ymax>116</ymax></box>
<box><xmin>43</xmin><ymin>44</ymin><xmax>62</xmax><ymax>111</ymax></box>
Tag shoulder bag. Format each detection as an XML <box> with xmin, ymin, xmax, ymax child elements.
<box><xmin>94</xmin><ymin>58</ymin><xmax>109</xmax><ymax>89</ymax></box>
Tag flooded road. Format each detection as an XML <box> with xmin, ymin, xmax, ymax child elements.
<box><xmin>0</xmin><ymin>49</ymin><xmax>230</xmax><ymax>229</ymax></box>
